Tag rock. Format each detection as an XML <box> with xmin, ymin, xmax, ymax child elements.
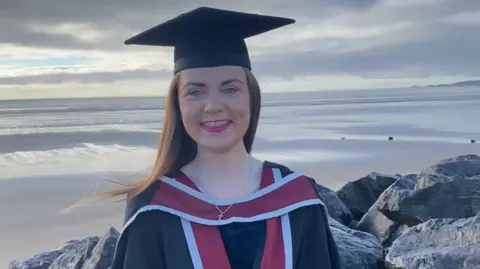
<box><xmin>378</xmin><ymin>179</ymin><xmax>480</xmax><ymax>226</ymax></box>
<box><xmin>401</xmin><ymin>174</ymin><xmax>417</xmax><ymax>181</ymax></box>
<box><xmin>8</xmin><ymin>227</ymin><xmax>119</xmax><ymax>269</ymax></box>
<box><xmin>328</xmin><ymin>217</ymin><xmax>386</xmax><ymax>269</ymax></box>
<box><xmin>9</xmin><ymin>239</ymin><xmax>92</xmax><ymax>269</ymax></box>
<box><xmin>357</xmin><ymin>208</ymin><xmax>399</xmax><ymax>248</ymax></box>
<box><xmin>416</xmin><ymin>154</ymin><xmax>480</xmax><ymax>189</ymax></box>
<box><xmin>48</xmin><ymin>236</ymin><xmax>99</xmax><ymax>269</ymax></box>
<box><xmin>78</xmin><ymin>227</ymin><xmax>119</xmax><ymax>269</ymax></box>
<box><xmin>336</xmin><ymin>172</ymin><xmax>399</xmax><ymax>221</ymax></box>
<box><xmin>357</xmin><ymin>155</ymin><xmax>480</xmax><ymax>246</ymax></box>
<box><xmin>314</xmin><ymin>183</ymin><xmax>353</xmax><ymax>225</ymax></box>
<box><xmin>382</xmin><ymin>224</ymin><xmax>409</xmax><ymax>250</ymax></box>
<box><xmin>348</xmin><ymin>219</ymin><xmax>359</xmax><ymax>229</ymax></box>
<box><xmin>385</xmin><ymin>216</ymin><xmax>480</xmax><ymax>269</ymax></box>
<box><xmin>356</xmin><ymin>176</ymin><xmax>417</xmax><ymax>246</ymax></box>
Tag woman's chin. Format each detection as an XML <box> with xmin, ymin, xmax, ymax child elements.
<box><xmin>196</xmin><ymin>136</ymin><xmax>240</xmax><ymax>153</ymax></box>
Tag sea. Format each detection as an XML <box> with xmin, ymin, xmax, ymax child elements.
<box><xmin>1</xmin><ymin>86</ymin><xmax>479</xmax><ymax>180</ymax></box>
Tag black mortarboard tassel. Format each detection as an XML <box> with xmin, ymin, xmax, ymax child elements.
<box><xmin>124</xmin><ymin>7</ymin><xmax>295</xmax><ymax>74</ymax></box>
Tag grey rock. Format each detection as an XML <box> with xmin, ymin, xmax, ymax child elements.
<box><xmin>82</xmin><ymin>227</ymin><xmax>120</xmax><ymax>269</ymax></box>
<box><xmin>347</xmin><ymin>219</ymin><xmax>359</xmax><ymax>229</ymax></box>
<box><xmin>9</xmin><ymin>240</ymin><xmax>90</xmax><ymax>269</ymax></box>
<box><xmin>336</xmin><ymin>172</ymin><xmax>399</xmax><ymax>221</ymax></box>
<box><xmin>8</xmin><ymin>227</ymin><xmax>120</xmax><ymax>269</ymax></box>
<box><xmin>48</xmin><ymin>237</ymin><xmax>99</xmax><ymax>269</ymax></box>
<box><xmin>401</xmin><ymin>174</ymin><xmax>417</xmax><ymax>181</ymax></box>
<box><xmin>385</xmin><ymin>216</ymin><xmax>480</xmax><ymax>269</ymax></box>
<box><xmin>329</xmin><ymin>217</ymin><xmax>385</xmax><ymax>269</ymax></box>
<box><xmin>383</xmin><ymin>225</ymin><xmax>409</xmax><ymax>251</ymax></box>
<box><xmin>357</xmin><ymin>176</ymin><xmax>417</xmax><ymax>246</ymax></box>
<box><xmin>378</xmin><ymin>179</ymin><xmax>480</xmax><ymax>226</ymax></box>
<box><xmin>357</xmin><ymin>205</ymin><xmax>399</xmax><ymax>247</ymax></box>
<box><xmin>357</xmin><ymin>155</ymin><xmax>480</xmax><ymax>248</ymax></box>
<box><xmin>314</xmin><ymin>183</ymin><xmax>353</xmax><ymax>225</ymax></box>
<box><xmin>416</xmin><ymin>154</ymin><xmax>480</xmax><ymax>189</ymax></box>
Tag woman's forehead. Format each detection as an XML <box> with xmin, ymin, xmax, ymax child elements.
<box><xmin>179</xmin><ymin>66</ymin><xmax>246</xmax><ymax>85</ymax></box>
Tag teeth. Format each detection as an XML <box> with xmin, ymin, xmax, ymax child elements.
<box><xmin>202</xmin><ymin>120</ymin><xmax>229</xmax><ymax>127</ymax></box>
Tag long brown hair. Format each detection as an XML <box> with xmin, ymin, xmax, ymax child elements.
<box><xmin>77</xmin><ymin>67</ymin><xmax>262</xmax><ymax>205</ymax></box>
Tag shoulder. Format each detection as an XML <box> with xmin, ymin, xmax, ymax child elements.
<box><xmin>266</xmin><ymin>161</ymin><xmax>354</xmax><ymax>225</ymax></box>
<box><xmin>263</xmin><ymin>160</ymin><xmax>319</xmax><ymax>188</ymax></box>
<box><xmin>265</xmin><ymin>160</ymin><xmax>333</xmax><ymax>210</ymax></box>
<box><xmin>263</xmin><ymin>160</ymin><xmax>299</xmax><ymax>177</ymax></box>
<box><xmin>124</xmin><ymin>209</ymin><xmax>164</xmax><ymax>233</ymax></box>
<box><xmin>264</xmin><ymin>159</ymin><xmax>327</xmax><ymax>204</ymax></box>
<box><xmin>123</xmin><ymin>179</ymin><xmax>163</xmax><ymax>225</ymax></box>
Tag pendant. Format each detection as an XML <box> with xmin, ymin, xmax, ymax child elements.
<box><xmin>215</xmin><ymin>204</ymin><xmax>233</xmax><ymax>220</ymax></box>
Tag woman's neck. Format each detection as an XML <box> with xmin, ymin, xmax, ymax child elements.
<box><xmin>182</xmin><ymin>141</ymin><xmax>263</xmax><ymax>200</ymax></box>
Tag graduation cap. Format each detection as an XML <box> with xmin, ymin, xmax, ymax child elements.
<box><xmin>124</xmin><ymin>7</ymin><xmax>295</xmax><ymax>74</ymax></box>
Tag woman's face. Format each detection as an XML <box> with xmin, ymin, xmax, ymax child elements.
<box><xmin>178</xmin><ymin>66</ymin><xmax>251</xmax><ymax>153</ymax></box>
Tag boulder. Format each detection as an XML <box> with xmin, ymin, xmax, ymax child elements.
<box><xmin>416</xmin><ymin>154</ymin><xmax>480</xmax><ymax>189</ymax></box>
<box><xmin>8</xmin><ymin>227</ymin><xmax>119</xmax><ymax>269</ymax></box>
<box><xmin>314</xmin><ymin>183</ymin><xmax>353</xmax><ymax>225</ymax></box>
<box><xmin>328</xmin><ymin>217</ymin><xmax>386</xmax><ymax>269</ymax></box>
<box><xmin>336</xmin><ymin>172</ymin><xmax>399</xmax><ymax>221</ymax></box>
<box><xmin>8</xmin><ymin>238</ymin><xmax>99</xmax><ymax>269</ymax></box>
<box><xmin>382</xmin><ymin>224</ymin><xmax>409</xmax><ymax>249</ymax></box>
<box><xmin>356</xmin><ymin>176</ymin><xmax>417</xmax><ymax>246</ymax></box>
<box><xmin>357</xmin><ymin>155</ymin><xmax>480</xmax><ymax>246</ymax></box>
<box><xmin>385</xmin><ymin>216</ymin><xmax>480</xmax><ymax>269</ymax></box>
<box><xmin>80</xmin><ymin>227</ymin><xmax>120</xmax><ymax>269</ymax></box>
<box><xmin>48</xmin><ymin>237</ymin><xmax>99</xmax><ymax>269</ymax></box>
<box><xmin>378</xmin><ymin>178</ymin><xmax>480</xmax><ymax>226</ymax></box>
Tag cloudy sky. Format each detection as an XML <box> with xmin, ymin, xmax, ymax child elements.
<box><xmin>1</xmin><ymin>0</ymin><xmax>480</xmax><ymax>99</ymax></box>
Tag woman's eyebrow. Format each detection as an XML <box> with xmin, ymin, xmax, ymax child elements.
<box><xmin>182</xmin><ymin>82</ymin><xmax>206</xmax><ymax>89</ymax></box>
<box><xmin>221</xmin><ymin>78</ymin><xmax>244</xmax><ymax>85</ymax></box>
<box><xmin>183</xmin><ymin>78</ymin><xmax>244</xmax><ymax>89</ymax></box>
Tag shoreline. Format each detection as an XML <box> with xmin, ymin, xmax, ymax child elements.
<box><xmin>2</xmin><ymin>137</ymin><xmax>478</xmax><ymax>180</ymax></box>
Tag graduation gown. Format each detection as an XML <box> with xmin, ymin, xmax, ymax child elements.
<box><xmin>110</xmin><ymin>161</ymin><xmax>342</xmax><ymax>269</ymax></box>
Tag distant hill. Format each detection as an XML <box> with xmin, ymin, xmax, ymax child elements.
<box><xmin>411</xmin><ymin>80</ymin><xmax>480</xmax><ymax>88</ymax></box>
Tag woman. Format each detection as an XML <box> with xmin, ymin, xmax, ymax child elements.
<box><xmin>105</xmin><ymin>6</ymin><xmax>342</xmax><ymax>269</ymax></box>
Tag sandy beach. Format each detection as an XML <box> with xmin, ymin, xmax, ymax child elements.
<box><xmin>2</xmin><ymin>138</ymin><xmax>478</xmax><ymax>266</ymax></box>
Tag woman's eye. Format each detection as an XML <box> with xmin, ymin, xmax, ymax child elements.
<box><xmin>222</xmin><ymin>87</ymin><xmax>238</xmax><ymax>93</ymax></box>
<box><xmin>187</xmin><ymin>88</ymin><xmax>202</xmax><ymax>96</ymax></box>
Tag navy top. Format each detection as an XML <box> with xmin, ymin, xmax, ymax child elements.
<box><xmin>219</xmin><ymin>220</ymin><xmax>266</xmax><ymax>269</ymax></box>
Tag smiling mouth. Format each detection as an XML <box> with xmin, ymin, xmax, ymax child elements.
<box><xmin>200</xmin><ymin>120</ymin><xmax>232</xmax><ymax>133</ymax></box>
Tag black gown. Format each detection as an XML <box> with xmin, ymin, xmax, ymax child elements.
<box><xmin>111</xmin><ymin>161</ymin><xmax>342</xmax><ymax>269</ymax></box>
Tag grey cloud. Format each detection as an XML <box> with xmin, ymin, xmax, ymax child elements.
<box><xmin>253</xmin><ymin>22</ymin><xmax>480</xmax><ymax>79</ymax></box>
<box><xmin>0</xmin><ymin>0</ymin><xmax>377</xmax><ymax>50</ymax></box>
<box><xmin>1</xmin><ymin>23</ymin><xmax>99</xmax><ymax>50</ymax></box>
<box><xmin>2</xmin><ymin>0</ymin><xmax>480</xmax><ymax>85</ymax></box>
<box><xmin>0</xmin><ymin>69</ymin><xmax>172</xmax><ymax>85</ymax></box>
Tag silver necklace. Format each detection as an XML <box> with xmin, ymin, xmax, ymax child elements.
<box><xmin>191</xmin><ymin>157</ymin><xmax>256</xmax><ymax>221</ymax></box>
<box><xmin>215</xmin><ymin>204</ymin><xmax>233</xmax><ymax>220</ymax></box>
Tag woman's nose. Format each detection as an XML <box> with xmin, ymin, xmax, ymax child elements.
<box><xmin>204</xmin><ymin>93</ymin><xmax>224</xmax><ymax>113</ymax></box>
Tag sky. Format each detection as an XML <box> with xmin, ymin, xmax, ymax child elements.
<box><xmin>1</xmin><ymin>0</ymin><xmax>480</xmax><ymax>100</ymax></box>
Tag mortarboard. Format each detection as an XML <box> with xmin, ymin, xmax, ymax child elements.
<box><xmin>124</xmin><ymin>7</ymin><xmax>295</xmax><ymax>74</ymax></box>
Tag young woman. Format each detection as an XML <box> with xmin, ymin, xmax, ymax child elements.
<box><xmin>105</xmin><ymin>7</ymin><xmax>342</xmax><ymax>269</ymax></box>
